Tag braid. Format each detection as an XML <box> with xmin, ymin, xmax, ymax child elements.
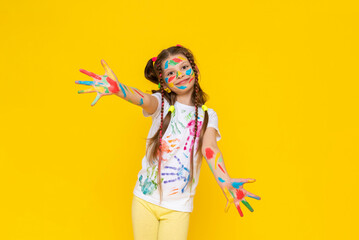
<box><xmin>183</xmin><ymin>51</ymin><xmax>200</xmax><ymax>191</ymax></box>
<box><xmin>156</xmin><ymin>62</ymin><xmax>165</xmax><ymax>204</ymax></box>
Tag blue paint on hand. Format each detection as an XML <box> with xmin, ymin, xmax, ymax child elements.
<box><xmin>232</xmin><ymin>182</ymin><xmax>244</xmax><ymax>189</ymax></box>
<box><xmin>218</xmin><ymin>177</ymin><xmax>226</xmax><ymax>183</ymax></box>
<box><xmin>119</xmin><ymin>83</ymin><xmax>126</xmax><ymax>97</ymax></box>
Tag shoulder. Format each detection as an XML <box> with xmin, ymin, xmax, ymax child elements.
<box><xmin>205</xmin><ymin>107</ymin><xmax>219</xmax><ymax>119</ymax></box>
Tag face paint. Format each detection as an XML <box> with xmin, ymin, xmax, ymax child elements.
<box><xmin>165</xmin><ymin>76</ymin><xmax>176</xmax><ymax>83</ymax></box>
<box><xmin>164</xmin><ymin>56</ymin><xmax>187</xmax><ymax>69</ymax></box>
<box><xmin>163</xmin><ymin>56</ymin><xmax>195</xmax><ymax>91</ymax></box>
<box><xmin>176</xmin><ymin>85</ymin><xmax>187</xmax><ymax>89</ymax></box>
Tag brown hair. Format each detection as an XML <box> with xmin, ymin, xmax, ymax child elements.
<box><xmin>144</xmin><ymin>45</ymin><xmax>209</xmax><ymax>203</ymax></box>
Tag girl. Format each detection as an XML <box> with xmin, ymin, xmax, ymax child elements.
<box><xmin>75</xmin><ymin>44</ymin><xmax>261</xmax><ymax>240</ymax></box>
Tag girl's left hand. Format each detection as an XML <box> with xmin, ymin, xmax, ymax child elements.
<box><xmin>220</xmin><ymin>177</ymin><xmax>261</xmax><ymax>217</ymax></box>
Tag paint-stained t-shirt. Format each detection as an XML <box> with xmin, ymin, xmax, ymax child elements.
<box><xmin>133</xmin><ymin>92</ymin><xmax>221</xmax><ymax>212</ymax></box>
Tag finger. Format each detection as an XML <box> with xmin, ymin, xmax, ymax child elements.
<box><xmin>94</xmin><ymin>86</ymin><xmax>107</xmax><ymax>94</ymax></box>
<box><xmin>223</xmin><ymin>187</ymin><xmax>234</xmax><ymax>213</ymax></box>
<box><xmin>224</xmin><ymin>199</ymin><xmax>231</xmax><ymax>213</ymax></box>
<box><xmin>234</xmin><ymin>201</ymin><xmax>244</xmax><ymax>217</ymax></box>
<box><xmin>78</xmin><ymin>86</ymin><xmax>96</xmax><ymax>94</ymax></box>
<box><xmin>241</xmin><ymin>199</ymin><xmax>254</xmax><ymax>212</ymax></box>
<box><xmin>231</xmin><ymin>178</ymin><xmax>256</xmax><ymax>189</ymax></box>
<box><xmin>79</xmin><ymin>69</ymin><xmax>102</xmax><ymax>80</ymax></box>
<box><xmin>101</xmin><ymin>59</ymin><xmax>118</xmax><ymax>82</ymax></box>
<box><xmin>244</xmin><ymin>190</ymin><xmax>261</xmax><ymax>200</ymax></box>
<box><xmin>91</xmin><ymin>94</ymin><xmax>101</xmax><ymax>106</ymax></box>
<box><xmin>231</xmin><ymin>182</ymin><xmax>244</xmax><ymax>189</ymax></box>
<box><xmin>75</xmin><ymin>80</ymin><xmax>95</xmax><ymax>86</ymax></box>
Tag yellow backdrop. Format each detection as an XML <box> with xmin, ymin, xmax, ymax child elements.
<box><xmin>1</xmin><ymin>0</ymin><xmax>358</xmax><ymax>239</ymax></box>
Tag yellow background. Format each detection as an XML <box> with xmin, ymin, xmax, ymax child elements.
<box><xmin>1</xmin><ymin>0</ymin><xmax>358</xmax><ymax>239</ymax></box>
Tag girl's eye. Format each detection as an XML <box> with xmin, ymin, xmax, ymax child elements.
<box><xmin>182</xmin><ymin>65</ymin><xmax>189</xmax><ymax>70</ymax></box>
<box><xmin>168</xmin><ymin>72</ymin><xmax>174</xmax><ymax>76</ymax></box>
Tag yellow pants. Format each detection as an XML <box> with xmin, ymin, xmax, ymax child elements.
<box><xmin>131</xmin><ymin>195</ymin><xmax>191</xmax><ymax>240</ymax></box>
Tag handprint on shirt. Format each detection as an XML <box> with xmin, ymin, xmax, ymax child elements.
<box><xmin>183</xmin><ymin>120</ymin><xmax>203</xmax><ymax>155</ymax></box>
<box><xmin>139</xmin><ymin>165</ymin><xmax>163</xmax><ymax>195</ymax></box>
<box><xmin>157</xmin><ymin>135</ymin><xmax>181</xmax><ymax>161</ymax></box>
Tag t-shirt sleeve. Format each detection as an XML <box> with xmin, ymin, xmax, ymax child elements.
<box><xmin>207</xmin><ymin>108</ymin><xmax>221</xmax><ymax>141</ymax></box>
<box><xmin>142</xmin><ymin>92</ymin><xmax>169</xmax><ymax>119</ymax></box>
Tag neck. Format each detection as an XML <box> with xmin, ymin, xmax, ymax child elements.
<box><xmin>176</xmin><ymin>87</ymin><xmax>195</xmax><ymax>106</ymax></box>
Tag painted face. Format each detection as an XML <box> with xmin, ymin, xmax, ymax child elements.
<box><xmin>163</xmin><ymin>55</ymin><xmax>195</xmax><ymax>91</ymax></box>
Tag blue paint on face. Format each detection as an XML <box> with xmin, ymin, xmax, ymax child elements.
<box><xmin>165</xmin><ymin>61</ymin><xmax>169</xmax><ymax>69</ymax></box>
<box><xmin>186</xmin><ymin>68</ymin><xmax>192</xmax><ymax>75</ymax></box>
<box><xmin>218</xmin><ymin>177</ymin><xmax>226</xmax><ymax>183</ymax></box>
<box><xmin>231</xmin><ymin>182</ymin><xmax>244</xmax><ymax>189</ymax></box>
<box><xmin>176</xmin><ymin>86</ymin><xmax>187</xmax><ymax>89</ymax></box>
<box><xmin>165</xmin><ymin>77</ymin><xmax>169</xmax><ymax>83</ymax></box>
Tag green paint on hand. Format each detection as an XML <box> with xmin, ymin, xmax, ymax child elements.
<box><xmin>241</xmin><ymin>200</ymin><xmax>254</xmax><ymax>212</ymax></box>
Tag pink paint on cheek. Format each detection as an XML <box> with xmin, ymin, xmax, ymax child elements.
<box><xmin>205</xmin><ymin>148</ymin><xmax>214</xmax><ymax>159</ymax></box>
<box><xmin>188</xmin><ymin>76</ymin><xmax>195</xmax><ymax>83</ymax></box>
<box><xmin>168</xmin><ymin>76</ymin><xmax>175</xmax><ymax>82</ymax></box>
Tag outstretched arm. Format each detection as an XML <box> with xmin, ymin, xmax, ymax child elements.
<box><xmin>114</xmin><ymin>84</ymin><xmax>159</xmax><ymax>116</ymax></box>
<box><xmin>76</xmin><ymin>59</ymin><xmax>158</xmax><ymax>113</ymax></box>
<box><xmin>201</xmin><ymin>127</ymin><xmax>261</xmax><ymax>217</ymax></box>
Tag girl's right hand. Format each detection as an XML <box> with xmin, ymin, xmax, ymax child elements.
<box><xmin>75</xmin><ymin>59</ymin><xmax>121</xmax><ymax>106</ymax></box>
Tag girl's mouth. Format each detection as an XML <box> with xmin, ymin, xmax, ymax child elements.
<box><xmin>176</xmin><ymin>78</ymin><xmax>189</xmax><ymax>85</ymax></box>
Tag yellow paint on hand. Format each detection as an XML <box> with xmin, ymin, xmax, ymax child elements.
<box><xmin>94</xmin><ymin>86</ymin><xmax>105</xmax><ymax>93</ymax></box>
<box><xmin>129</xmin><ymin>87</ymin><xmax>135</xmax><ymax>94</ymax></box>
<box><xmin>214</xmin><ymin>152</ymin><xmax>220</xmax><ymax>169</ymax></box>
<box><xmin>223</xmin><ymin>187</ymin><xmax>234</xmax><ymax>212</ymax></box>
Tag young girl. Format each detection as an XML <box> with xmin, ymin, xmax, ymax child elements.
<box><xmin>75</xmin><ymin>44</ymin><xmax>261</xmax><ymax>240</ymax></box>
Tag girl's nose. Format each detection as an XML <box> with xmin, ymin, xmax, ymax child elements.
<box><xmin>177</xmin><ymin>71</ymin><xmax>183</xmax><ymax>78</ymax></box>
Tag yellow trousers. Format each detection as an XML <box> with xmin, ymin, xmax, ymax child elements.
<box><xmin>131</xmin><ymin>195</ymin><xmax>191</xmax><ymax>240</ymax></box>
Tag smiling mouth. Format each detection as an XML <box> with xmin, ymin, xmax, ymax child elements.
<box><xmin>176</xmin><ymin>78</ymin><xmax>190</xmax><ymax>85</ymax></box>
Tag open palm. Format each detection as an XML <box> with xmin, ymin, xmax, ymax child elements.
<box><xmin>75</xmin><ymin>59</ymin><xmax>120</xmax><ymax>106</ymax></box>
<box><xmin>220</xmin><ymin>178</ymin><xmax>261</xmax><ymax>217</ymax></box>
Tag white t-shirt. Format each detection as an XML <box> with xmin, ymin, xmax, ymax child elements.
<box><xmin>133</xmin><ymin>92</ymin><xmax>221</xmax><ymax>212</ymax></box>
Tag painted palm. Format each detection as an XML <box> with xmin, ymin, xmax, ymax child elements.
<box><xmin>220</xmin><ymin>178</ymin><xmax>261</xmax><ymax>217</ymax></box>
<box><xmin>139</xmin><ymin>165</ymin><xmax>164</xmax><ymax>195</ymax></box>
<box><xmin>161</xmin><ymin>155</ymin><xmax>190</xmax><ymax>194</ymax></box>
<box><xmin>75</xmin><ymin>60</ymin><xmax>121</xmax><ymax>106</ymax></box>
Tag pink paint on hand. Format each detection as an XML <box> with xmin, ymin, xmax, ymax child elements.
<box><xmin>205</xmin><ymin>148</ymin><xmax>215</xmax><ymax>159</ymax></box>
<box><xmin>79</xmin><ymin>69</ymin><xmax>101</xmax><ymax>80</ymax></box>
<box><xmin>106</xmin><ymin>77</ymin><xmax>120</xmax><ymax>93</ymax></box>
<box><xmin>236</xmin><ymin>204</ymin><xmax>244</xmax><ymax>217</ymax></box>
<box><xmin>218</xmin><ymin>164</ymin><xmax>226</xmax><ymax>174</ymax></box>
<box><xmin>133</xmin><ymin>89</ymin><xmax>144</xmax><ymax>98</ymax></box>
<box><xmin>236</xmin><ymin>189</ymin><xmax>245</xmax><ymax>200</ymax></box>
